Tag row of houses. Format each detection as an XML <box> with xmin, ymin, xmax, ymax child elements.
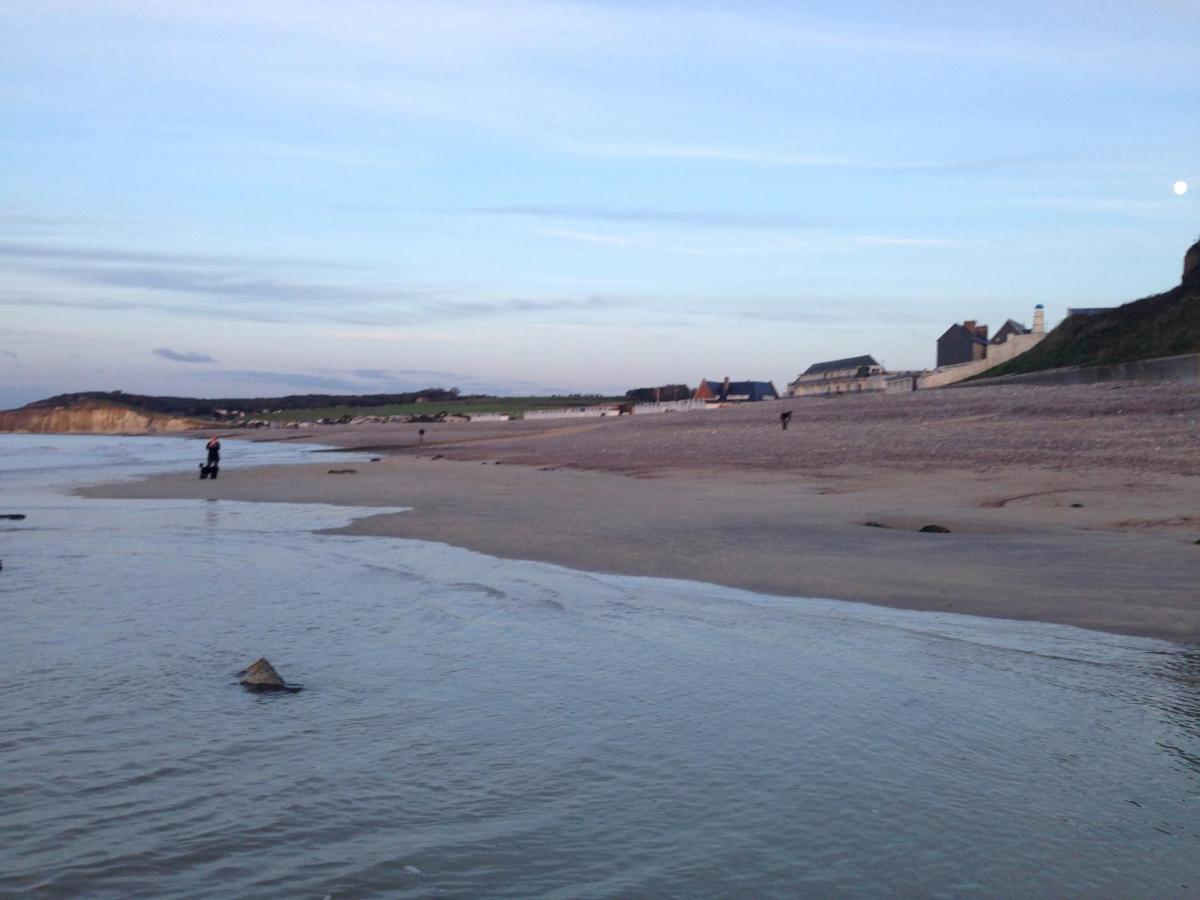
<box><xmin>786</xmin><ymin>304</ymin><xmax>1049</xmax><ymax>397</ymax></box>
<box><xmin>528</xmin><ymin>304</ymin><xmax>1058</xmax><ymax>419</ymax></box>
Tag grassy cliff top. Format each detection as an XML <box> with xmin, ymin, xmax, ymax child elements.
<box><xmin>12</xmin><ymin>390</ymin><xmax>621</xmax><ymax>421</ymax></box>
<box><xmin>981</xmin><ymin>282</ymin><xmax>1200</xmax><ymax>378</ymax></box>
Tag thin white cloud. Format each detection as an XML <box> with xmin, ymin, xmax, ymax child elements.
<box><xmin>15</xmin><ymin>1</ymin><xmax>1188</xmax><ymax>147</ymax></box>
<box><xmin>848</xmin><ymin>236</ymin><xmax>959</xmax><ymax>248</ymax></box>
<box><xmin>542</xmin><ymin>227</ymin><xmax>960</xmax><ymax>255</ymax></box>
<box><xmin>60</xmin><ymin>0</ymin><xmax>1192</xmax><ymax>68</ymax></box>
<box><xmin>488</xmin><ymin>204</ymin><xmax>822</xmax><ymax>229</ymax></box>
<box><xmin>569</xmin><ymin>143</ymin><xmax>855</xmax><ymax>168</ymax></box>
<box><xmin>542</xmin><ymin>228</ymin><xmax>636</xmax><ymax>247</ymax></box>
<box><xmin>1018</xmin><ymin>196</ymin><xmax>1186</xmax><ymax>214</ymax></box>
<box><xmin>327</xmin><ymin>328</ymin><xmax>466</xmax><ymax>343</ymax></box>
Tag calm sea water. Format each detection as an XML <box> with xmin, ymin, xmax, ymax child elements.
<box><xmin>1</xmin><ymin>435</ymin><xmax>1198</xmax><ymax>897</ymax></box>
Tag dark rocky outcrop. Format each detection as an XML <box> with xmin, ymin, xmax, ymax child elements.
<box><xmin>238</xmin><ymin>657</ymin><xmax>301</xmax><ymax>693</ymax></box>
<box><xmin>919</xmin><ymin>524</ymin><xmax>951</xmax><ymax>533</ymax></box>
<box><xmin>1184</xmin><ymin>237</ymin><xmax>1200</xmax><ymax>288</ymax></box>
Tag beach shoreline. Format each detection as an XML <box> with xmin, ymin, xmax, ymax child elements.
<box><xmin>79</xmin><ymin>384</ymin><xmax>1200</xmax><ymax>643</ymax></box>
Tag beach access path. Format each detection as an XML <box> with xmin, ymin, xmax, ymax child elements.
<box><xmin>82</xmin><ymin>383</ymin><xmax>1200</xmax><ymax>642</ymax></box>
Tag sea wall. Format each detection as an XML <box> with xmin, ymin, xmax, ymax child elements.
<box><xmin>917</xmin><ymin>331</ymin><xmax>1045</xmax><ymax>389</ymax></box>
<box><xmin>523</xmin><ymin>406</ymin><xmax>622</xmax><ymax>421</ymax></box>
<box><xmin>632</xmin><ymin>400</ymin><xmax>712</xmax><ymax>414</ymax></box>
<box><xmin>962</xmin><ymin>353</ymin><xmax>1200</xmax><ymax>387</ymax></box>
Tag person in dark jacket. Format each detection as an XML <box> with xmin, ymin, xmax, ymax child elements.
<box><xmin>206</xmin><ymin>436</ymin><xmax>221</xmax><ymax>466</ymax></box>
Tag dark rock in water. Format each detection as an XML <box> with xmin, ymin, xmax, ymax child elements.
<box><xmin>1070</xmin><ymin>503</ymin><xmax>1084</xmax><ymax>508</ymax></box>
<box><xmin>919</xmin><ymin>524</ymin><xmax>951</xmax><ymax>533</ymax></box>
<box><xmin>863</xmin><ymin>521</ymin><xmax>889</xmax><ymax>529</ymax></box>
<box><xmin>0</xmin><ymin>514</ymin><xmax>27</xmax><ymax>520</ymax></box>
<box><xmin>327</xmin><ymin>468</ymin><xmax>358</xmax><ymax>474</ymax></box>
<box><xmin>238</xmin><ymin>657</ymin><xmax>301</xmax><ymax>693</ymax></box>
<box><xmin>370</xmin><ymin>457</ymin><xmax>382</xmax><ymax>462</ymax></box>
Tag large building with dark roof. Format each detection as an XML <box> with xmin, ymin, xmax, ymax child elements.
<box><xmin>787</xmin><ymin>355</ymin><xmax>886</xmax><ymax>397</ymax></box>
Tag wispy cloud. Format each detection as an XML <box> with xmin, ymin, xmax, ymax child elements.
<box><xmin>423</xmin><ymin>294</ymin><xmax>625</xmax><ymax>319</ymax></box>
<box><xmin>567</xmin><ymin>143</ymin><xmax>1103</xmax><ymax>176</ymax></box>
<box><xmin>48</xmin><ymin>265</ymin><xmax>406</xmax><ymax>306</ymax></box>
<box><xmin>0</xmin><ymin>241</ymin><xmax>437</xmax><ymax>324</ymax></box>
<box><xmin>542</xmin><ymin>228</ymin><xmax>638</xmax><ymax>247</ymax></box>
<box><xmin>328</xmin><ymin>328</ymin><xmax>464</xmax><ymax>343</ymax></box>
<box><xmin>1</xmin><ymin>238</ymin><xmax>629</xmax><ymax>328</ymax></box>
<box><xmin>482</xmin><ymin>204</ymin><xmax>822</xmax><ymax>229</ymax></box>
<box><xmin>1017</xmin><ymin>196</ymin><xmax>1180</xmax><ymax>214</ymax></box>
<box><xmin>205</xmin><ymin>370</ymin><xmax>374</xmax><ymax>392</ymax></box>
<box><xmin>541</xmin><ymin>227</ymin><xmax>960</xmax><ymax>256</ymax></box>
<box><xmin>347</xmin><ymin>367</ymin><xmax>467</xmax><ymax>381</ymax></box>
<box><xmin>569</xmin><ymin>143</ymin><xmax>854</xmax><ymax>168</ymax></box>
<box><xmin>0</xmin><ymin>240</ymin><xmax>343</xmax><ymax>270</ymax></box>
<box><xmin>0</xmin><ymin>210</ymin><xmax>93</xmax><ymax>233</ymax></box>
<box><xmin>1</xmin><ymin>350</ymin><xmax>18</xmax><ymax>361</ymax></box>
<box><xmin>154</xmin><ymin>347</ymin><xmax>215</xmax><ymax>363</ymax></box>
<box><xmin>847</xmin><ymin>235</ymin><xmax>958</xmax><ymax>248</ymax></box>
<box><xmin>0</xmin><ymin>294</ymin><xmax>317</xmax><ymax>325</ymax></box>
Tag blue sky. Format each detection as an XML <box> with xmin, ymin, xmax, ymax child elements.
<box><xmin>2</xmin><ymin>0</ymin><xmax>1197</xmax><ymax>406</ymax></box>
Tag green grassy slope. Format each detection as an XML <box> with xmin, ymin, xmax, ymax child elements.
<box><xmin>15</xmin><ymin>390</ymin><xmax>619</xmax><ymax>420</ymax></box>
<box><xmin>981</xmin><ymin>282</ymin><xmax>1200</xmax><ymax>378</ymax></box>
<box><xmin>260</xmin><ymin>396</ymin><xmax>622</xmax><ymax>422</ymax></box>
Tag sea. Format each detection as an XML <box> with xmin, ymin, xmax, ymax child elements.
<box><xmin>1</xmin><ymin>434</ymin><xmax>1198</xmax><ymax>898</ymax></box>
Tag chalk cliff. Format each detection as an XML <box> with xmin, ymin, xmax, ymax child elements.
<box><xmin>0</xmin><ymin>400</ymin><xmax>202</xmax><ymax>434</ymax></box>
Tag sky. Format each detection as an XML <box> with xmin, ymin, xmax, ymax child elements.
<box><xmin>2</xmin><ymin>0</ymin><xmax>1197</xmax><ymax>407</ymax></box>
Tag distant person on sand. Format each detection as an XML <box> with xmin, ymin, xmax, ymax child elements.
<box><xmin>780</xmin><ymin>411</ymin><xmax>792</xmax><ymax>431</ymax></box>
<box><xmin>206</xmin><ymin>436</ymin><xmax>221</xmax><ymax>466</ymax></box>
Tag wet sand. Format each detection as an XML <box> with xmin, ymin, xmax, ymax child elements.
<box><xmin>83</xmin><ymin>383</ymin><xmax>1200</xmax><ymax>642</ymax></box>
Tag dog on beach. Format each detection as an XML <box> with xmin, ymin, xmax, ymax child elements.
<box><xmin>199</xmin><ymin>462</ymin><xmax>219</xmax><ymax>480</ymax></box>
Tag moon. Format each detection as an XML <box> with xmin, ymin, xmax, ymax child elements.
<box><xmin>1174</xmin><ymin>180</ymin><xmax>1189</xmax><ymax>196</ymax></box>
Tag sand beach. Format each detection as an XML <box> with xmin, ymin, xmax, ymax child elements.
<box><xmin>83</xmin><ymin>382</ymin><xmax>1200</xmax><ymax>642</ymax></box>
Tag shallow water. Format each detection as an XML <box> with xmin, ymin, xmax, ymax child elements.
<box><xmin>1</xmin><ymin>435</ymin><xmax>1198</xmax><ymax>897</ymax></box>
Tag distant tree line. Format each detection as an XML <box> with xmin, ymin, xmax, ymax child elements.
<box><xmin>624</xmin><ymin>385</ymin><xmax>692</xmax><ymax>403</ymax></box>
<box><xmin>26</xmin><ymin>388</ymin><xmax>462</xmax><ymax>417</ymax></box>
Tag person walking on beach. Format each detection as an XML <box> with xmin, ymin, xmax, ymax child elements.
<box><xmin>206</xmin><ymin>436</ymin><xmax>221</xmax><ymax>466</ymax></box>
<box><xmin>780</xmin><ymin>410</ymin><xmax>792</xmax><ymax>431</ymax></box>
